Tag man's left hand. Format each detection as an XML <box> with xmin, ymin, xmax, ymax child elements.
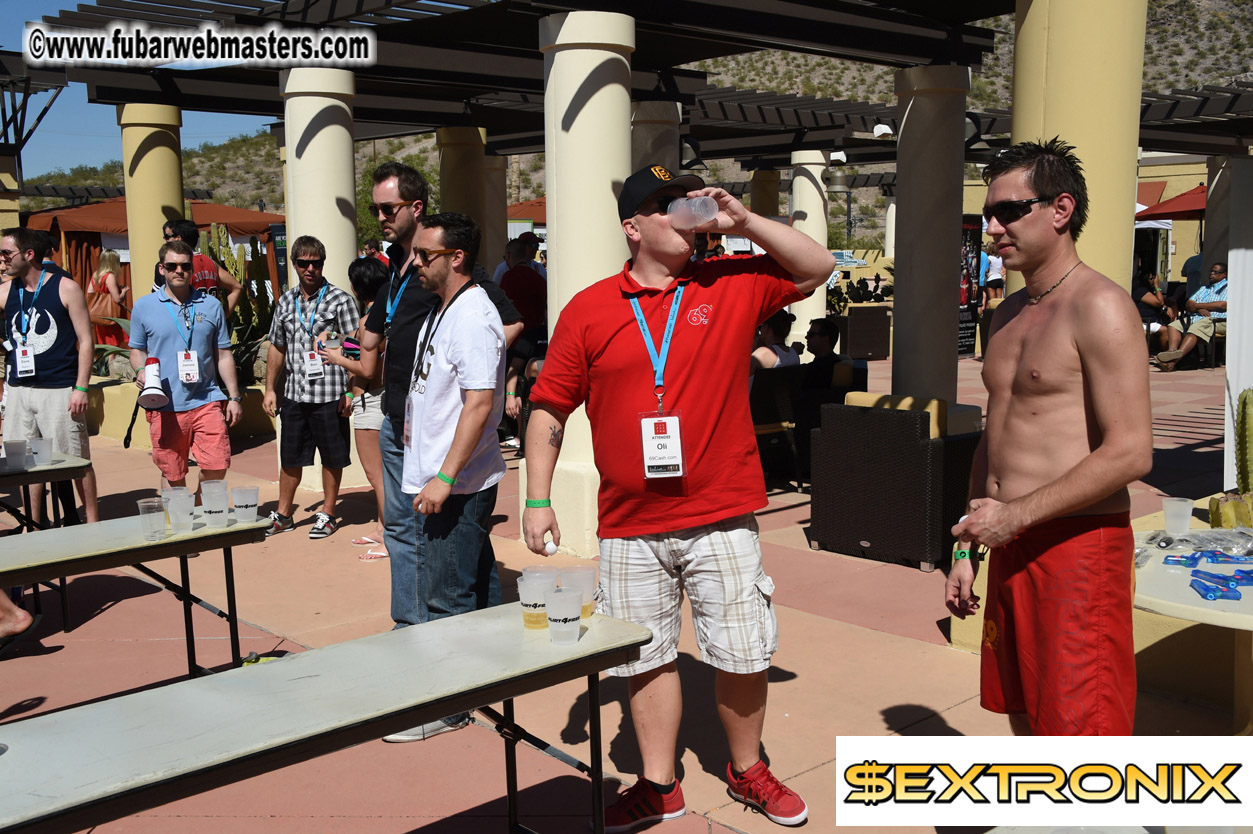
<box><xmin>224</xmin><ymin>400</ymin><xmax>242</xmax><ymax>426</ymax></box>
<box><xmin>68</xmin><ymin>390</ymin><xmax>88</xmax><ymax>416</ymax></box>
<box><xmin>952</xmin><ymin>497</ymin><xmax>1024</xmax><ymax>550</ymax></box>
<box><xmin>414</xmin><ymin>477</ymin><xmax>453</xmax><ymax>516</ymax></box>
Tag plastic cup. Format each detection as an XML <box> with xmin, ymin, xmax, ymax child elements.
<box><xmin>29</xmin><ymin>438</ymin><xmax>53</xmax><ymax>466</ymax></box>
<box><xmin>516</xmin><ymin>577</ymin><xmax>552</xmax><ymax>630</ymax></box>
<box><xmin>545</xmin><ymin>587</ymin><xmax>583</xmax><ymax>645</ymax></box>
<box><xmin>161</xmin><ymin>487</ymin><xmax>190</xmax><ymax>527</ymax></box>
<box><xmin>523</xmin><ymin>565</ymin><xmax>560</xmax><ymax>586</ymax></box>
<box><xmin>137</xmin><ymin>498</ymin><xmax>167</xmax><ymax>541</ymax></box>
<box><xmin>3</xmin><ymin>440</ymin><xmax>28</xmax><ymax>471</ymax></box>
<box><xmin>559</xmin><ymin>565</ymin><xmax>598</xmax><ymax>620</ymax></box>
<box><xmin>1162</xmin><ymin>496</ymin><xmax>1194</xmax><ymax>536</ymax></box>
<box><xmin>201</xmin><ymin>484</ymin><xmax>230</xmax><ymax>528</ymax></box>
<box><xmin>667</xmin><ymin>196</ymin><xmax>718</xmax><ymax>230</ymax></box>
<box><xmin>168</xmin><ymin>495</ymin><xmax>195</xmax><ymax>534</ymax></box>
<box><xmin>231</xmin><ymin>486</ymin><xmax>260</xmax><ymax>523</ymax></box>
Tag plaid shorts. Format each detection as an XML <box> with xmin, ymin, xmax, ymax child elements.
<box><xmin>279</xmin><ymin>399</ymin><xmax>351</xmax><ymax>469</ymax></box>
<box><xmin>597</xmin><ymin>513</ymin><xmax>778</xmax><ymax>676</ymax></box>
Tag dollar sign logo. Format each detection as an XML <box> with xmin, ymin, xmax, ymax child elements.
<box><xmin>844</xmin><ymin>760</ymin><xmax>892</xmax><ymax>805</ymax></box>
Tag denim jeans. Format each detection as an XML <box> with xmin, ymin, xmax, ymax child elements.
<box><xmin>380</xmin><ymin>415</ymin><xmax>427</xmax><ymax>626</ymax></box>
<box><xmin>421</xmin><ymin>483</ymin><xmax>501</xmax><ymax>620</ymax></box>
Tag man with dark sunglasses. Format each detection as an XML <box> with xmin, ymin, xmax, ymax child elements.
<box><xmin>129</xmin><ymin>240</ymin><xmax>242</xmax><ymax>492</ymax></box>
<box><xmin>152</xmin><ymin>219</ymin><xmax>243</xmax><ymax>318</ymax></box>
<box><xmin>1156</xmin><ymin>262</ymin><xmax>1228</xmax><ymax>372</ymax></box>
<box><xmin>263</xmin><ymin>235</ymin><xmax>360</xmax><ymax>540</ymax></box>
<box><xmin>947</xmin><ymin>138</ymin><xmax>1152</xmax><ymax>737</ymax></box>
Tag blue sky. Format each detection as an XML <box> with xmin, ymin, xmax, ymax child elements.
<box><xmin>3</xmin><ymin>1</ymin><xmax>271</xmax><ymax>179</ymax></box>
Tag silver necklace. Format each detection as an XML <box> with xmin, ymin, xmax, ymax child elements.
<box><xmin>1027</xmin><ymin>261</ymin><xmax>1082</xmax><ymax>305</ymax></box>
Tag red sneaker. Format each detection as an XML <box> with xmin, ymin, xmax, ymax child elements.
<box><xmin>726</xmin><ymin>761</ymin><xmax>809</xmax><ymax>826</ymax></box>
<box><xmin>603</xmin><ymin>778</ymin><xmax>685</xmax><ymax>833</ymax></box>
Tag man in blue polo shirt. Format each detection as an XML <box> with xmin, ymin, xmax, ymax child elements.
<box><xmin>129</xmin><ymin>239</ymin><xmax>242</xmax><ymax>490</ymax></box>
<box><xmin>1156</xmin><ymin>261</ymin><xmax>1228</xmax><ymax>372</ymax></box>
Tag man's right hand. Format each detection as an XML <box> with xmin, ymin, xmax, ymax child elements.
<box><xmin>262</xmin><ymin>390</ymin><xmax>278</xmax><ymax>418</ymax></box>
<box><xmin>943</xmin><ymin>557</ymin><xmax>980</xmax><ymax>618</ymax></box>
<box><xmin>523</xmin><ymin>505</ymin><xmax>560</xmax><ymax>556</ymax></box>
<box><xmin>134</xmin><ymin>368</ymin><xmax>145</xmax><ymax>388</ymax></box>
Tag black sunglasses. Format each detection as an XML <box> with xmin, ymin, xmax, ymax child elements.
<box><xmin>655</xmin><ymin>195</ymin><xmax>677</xmax><ymax>214</ymax></box>
<box><xmin>369</xmin><ymin>200</ymin><xmax>416</xmax><ymax>218</ymax></box>
<box><xmin>415</xmin><ymin>248</ymin><xmax>456</xmax><ymax>265</ymax></box>
<box><xmin>162</xmin><ymin>262</ymin><xmax>193</xmax><ymax>272</ymax></box>
<box><xmin>983</xmin><ymin>196</ymin><xmax>1053</xmax><ymax>226</ymax></box>
<box><xmin>294</xmin><ymin>258</ymin><xmax>325</xmax><ymax>270</ymax></box>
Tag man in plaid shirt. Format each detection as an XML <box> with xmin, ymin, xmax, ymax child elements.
<box><xmin>1157</xmin><ymin>261</ymin><xmax>1227</xmax><ymax>372</ymax></box>
<box><xmin>263</xmin><ymin>235</ymin><xmax>360</xmax><ymax>538</ymax></box>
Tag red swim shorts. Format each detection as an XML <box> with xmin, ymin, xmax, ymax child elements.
<box><xmin>980</xmin><ymin>512</ymin><xmax>1136</xmax><ymax>735</ymax></box>
<box><xmin>147</xmin><ymin>401</ymin><xmax>232</xmax><ymax>482</ymax></box>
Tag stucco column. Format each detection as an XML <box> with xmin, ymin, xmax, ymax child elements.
<box><xmin>279</xmin><ymin>68</ymin><xmax>365</xmax><ymax>489</ymax></box>
<box><xmin>892</xmin><ymin>65</ymin><xmax>970</xmax><ymax>404</ymax></box>
<box><xmin>789</xmin><ymin>151</ymin><xmax>830</xmax><ymax>340</ymax></box>
<box><xmin>883</xmin><ymin>196</ymin><xmax>897</xmax><ymax>259</ymax></box>
<box><xmin>630</xmin><ymin>100</ymin><xmax>680</xmax><ymax>172</ymax></box>
<box><xmin>437</xmin><ymin>127</ymin><xmax>488</xmax><ymax>268</ymax></box>
<box><xmin>117</xmin><ymin>104</ymin><xmax>183</xmax><ymax>300</ymax></box>
<box><xmin>0</xmin><ymin>155</ymin><xmax>19</xmax><ymax>229</ymax></box>
<box><xmin>484</xmin><ymin>154</ymin><xmax>508</xmax><ymax>276</ymax></box>
<box><xmin>1009</xmin><ymin>0</ymin><xmax>1147</xmax><ymax>293</ymax></box>
<box><xmin>279</xmin><ymin>68</ymin><xmax>355</xmax><ymax>295</ymax></box>
<box><xmin>750</xmin><ymin>169</ymin><xmax>780</xmax><ymax>217</ymax></box>
<box><xmin>530</xmin><ymin>11</ymin><xmax>634</xmax><ymax>558</ymax></box>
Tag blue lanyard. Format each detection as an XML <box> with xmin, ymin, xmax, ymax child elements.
<box><xmin>164</xmin><ymin>292</ymin><xmax>196</xmax><ymax>350</ymax></box>
<box><xmin>17</xmin><ymin>270</ymin><xmax>48</xmax><ymax>343</ymax></box>
<box><xmin>629</xmin><ymin>283</ymin><xmax>685</xmax><ymax>412</ymax></box>
<box><xmin>385</xmin><ymin>272</ymin><xmax>411</xmax><ymax>328</ymax></box>
<box><xmin>296</xmin><ymin>284</ymin><xmax>328</xmax><ymax>338</ymax></box>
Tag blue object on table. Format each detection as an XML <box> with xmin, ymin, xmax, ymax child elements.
<box><xmin>1203</xmin><ymin>551</ymin><xmax>1253</xmax><ymax>564</ymax></box>
<box><xmin>1191</xmin><ymin>569</ymin><xmax>1248</xmax><ymax>590</ymax></box>
<box><xmin>1189</xmin><ymin>578</ymin><xmax>1243</xmax><ymax>601</ymax></box>
<box><xmin>1164</xmin><ymin>552</ymin><xmax>1202</xmax><ymax>567</ymax></box>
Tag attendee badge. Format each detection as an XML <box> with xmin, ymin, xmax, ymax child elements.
<box><xmin>640</xmin><ymin>411</ymin><xmax>684</xmax><ymax>478</ymax></box>
<box><xmin>178</xmin><ymin>350</ymin><xmax>199</xmax><ymax>384</ymax></box>
<box><xmin>304</xmin><ymin>350</ymin><xmax>324</xmax><ymax>379</ymax></box>
<box><xmin>15</xmin><ymin>346</ymin><xmax>35</xmax><ymax>377</ymax></box>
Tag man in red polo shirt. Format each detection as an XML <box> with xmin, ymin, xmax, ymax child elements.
<box><xmin>523</xmin><ymin>164</ymin><xmax>834</xmax><ymax>831</ymax></box>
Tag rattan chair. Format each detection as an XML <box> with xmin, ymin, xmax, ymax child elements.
<box><xmin>809</xmin><ymin>402</ymin><xmax>982</xmax><ymax>570</ymax></box>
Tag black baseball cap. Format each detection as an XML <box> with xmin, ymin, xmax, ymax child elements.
<box><xmin>617</xmin><ymin>164</ymin><xmax>705</xmax><ymax>221</ymax></box>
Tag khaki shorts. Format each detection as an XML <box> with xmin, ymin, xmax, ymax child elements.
<box><xmin>598</xmin><ymin>513</ymin><xmax>778</xmax><ymax>676</ymax></box>
<box><xmin>3</xmin><ymin>386</ymin><xmax>90</xmax><ymax>458</ymax></box>
<box><xmin>1168</xmin><ymin>316</ymin><xmax>1226</xmax><ymax>342</ymax></box>
<box><xmin>351</xmin><ymin>387</ymin><xmax>385</xmax><ymax>433</ymax></box>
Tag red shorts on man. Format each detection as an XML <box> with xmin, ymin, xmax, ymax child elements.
<box><xmin>147</xmin><ymin>401</ymin><xmax>231</xmax><ymax>481</ymax></box>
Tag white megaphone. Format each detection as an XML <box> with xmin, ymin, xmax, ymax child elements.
<box><xmin>137</xmin><ymin>356</ymin><xmax>169</xmax><ymax>410</ymax></box>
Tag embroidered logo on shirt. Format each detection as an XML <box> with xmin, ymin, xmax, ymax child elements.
<box><xmin>687</xmin><ymin>304</ymin><xmax>712</xmax><ymax>326</ymax></box>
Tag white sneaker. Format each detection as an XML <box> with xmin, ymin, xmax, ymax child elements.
<box><xmin>383</xmin><ymin>712</ymin><xmax>471</xmax><ymax>743</ymax></box>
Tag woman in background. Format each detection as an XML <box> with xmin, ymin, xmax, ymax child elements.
<box><xmin>750</xmin><ymin>308</ymin><xmax>799</xmax><ymax>374</ymax></box>
<box><xmin>88</xmin><ymin>249</ymin><xmax>129</xmax><ymax>347</ymax></box>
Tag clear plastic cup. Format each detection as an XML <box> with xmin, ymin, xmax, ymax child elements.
<box><xmin>545</xmin><ymin>587</ymin><xmax>583</xmax><ymax>645</ymax></box>
<box><xmin>559</xmin><ymin>565</ymin><xmax>598</xmax><ymax>620</ymax></box>
<box><xmin>161</xmin><ymin>487</ymin><xmax>190</xmax><ymax>527</ymax></box>
<box><xmin>231</xmin><ymin>486</ymin><xmax>260</xmax><ymax>523</ymax></box>
<box><xmin>29</xmin><ymin>438</ymin><xmax>53</xmax><ymax>466</ymax></box>
<box><xmin>523</xmin><ymin>565</ymin><xmax>560</xmax><ymax>586</ymax></box>
<box><xmin>667</xmin><ymin>196</ymin><xmax>718</xmax><ymax>230</ymax></box>
<box><xmin>1162</xmin><ymin>496</ymin><xmax>1194</xmax><ymax>536</ymax></box>
<box><xmin>168</xmin><ymin>495</ymin><xmax>195</xmax><ymax>534</ymax></box>
<box><xmin>3</xmin><ymin>440</ymin><xmax>28</xmax><ymax>471</ymax></box>
<box><xmin>516</xmin><ymin>577</ymin><xmax>551</xmax><ymax>630</ymax></box>
<box><xmin>137</xmin><ymin>498</ymin><xmax>167</xmax><ymax>541</ymax></box>
<box><xmin>201</xmin><ymin>485</ymin><xmax>230</xmax><ymax>528</ymax></box>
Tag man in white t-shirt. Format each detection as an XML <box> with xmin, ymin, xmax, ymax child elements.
<box><xmin>403</xmin><ymin>212</ymin><xmax>507</xmax><ymax>621</ymax></box>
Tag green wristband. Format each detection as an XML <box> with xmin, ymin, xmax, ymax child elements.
<box><xmin>953</xmin><ymin>549</ymin><xmax>973</xmax><ymax>561</ymax></box>
<box><xmin>73</xmin><ymin>385</ymin><xmax>89</xmax><ymax>393</ymax></box>
<box><xmin>436</xmin><ymin>471</ymin><xmax>456</xmax><ymax>486</ymax></box>
<box><xmin>506</xmin><ymin>391</ymin><xmax>518</xmax><ymax>396</ymax></box>
<box><xmin>344</xmin><ymin>392</ymin><xmax>355</xmax><ymax>400</ymax></box>
<box><xmin>526</xmin><ymin>498</ymin><xmax>551</xmax><ymax>508</ymax></box>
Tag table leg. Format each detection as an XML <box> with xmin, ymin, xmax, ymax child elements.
<box><xmin>504</xmin><ymin>698</ymin><xmax>520</xmax><ymax>832</ymax></box>
<box><xmin>589</xmin><ymin>673</ymin><xmax>604</xmax><ymax>834</ymax></box>
<box><xmin>179</xmin><ymin>555</ymin><xmax>198</xmax><ymax>676</ymax></box>
<box><xmin>223</xmin><ymin>547</ymin><xmax>241</xmax><ymax>667</ymax></box>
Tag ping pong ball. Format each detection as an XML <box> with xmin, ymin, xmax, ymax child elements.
<box><xmin>545</xmin><ymin>541</ymin><xmax>558</xmax><ymax>555</ymax></box>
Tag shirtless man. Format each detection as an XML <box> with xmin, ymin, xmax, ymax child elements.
<box><xmin>945</xmin><ymin>138</ymin><xmax>1153</xmax><ymax>736</ymax></box>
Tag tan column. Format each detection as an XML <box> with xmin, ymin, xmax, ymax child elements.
<box><xmin>630</xmin><ymin>100</ymin><xmax>680</xmax><ymax>171</ymax></box>
<box><xmin>531</xmin><ymin>11</ymin><xmax>634</xmax><ymax>558</ymax></box>
<box><xmin>117</xmin><ymin>104</ymin><xmax>183</xmax><ymax>300</ymax></box>
<box><xmin>436</xmin><ymin>127</ymin><xmax>488</xmax><ymax>268</ymax></box>
<box><xmin>789</xmin><ymin>151</ymin><xmax>830</xmax><ymax>340</ymax></box>
<box><xmin>892</xmin><ymin>65</ymin><xmax>970</xmax><ymax>404</ymax></box>
<box><xmin>484</xmin><ymin>154</ymin><xmax>508</xmax><ymax>277</ymax></box>
<box><xmin>750</xmin><ymin>169</ymin><xmax>780</xmax><ymax>217</ymax></box>
<box><xmin>1009</xmin><ymin>0</ymin><xmax>1147</xmax><ymax>293</ymax></box>
<box><xmin>279</xmin><ymin>68</ymin><xmax>365</xmax><ymax>489</ymax></box>
<box><xmin>0</xmin><ymin>155</ymin><xmax>19</xmax><ymax>228</ymax></box>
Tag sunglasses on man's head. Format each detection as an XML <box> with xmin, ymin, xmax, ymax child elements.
<box><xmin>415</xmin><ymin>248</ymin><xmax>456</xmax><ymax>265</ymax></box>
<box><xmin>294</xmin><ymin>258</ymin><xmax>325</xmax><ymax>270</ymax></box>
<box><xmin>982</xmin><ymin>196</ymin><xmax>1054</xmax><ymax>226</ymax></box>
<box><xmin>162</xmin><ymin>262</ymin><xmax>193</xmax><ymax>273</ymax></box>
<box><xmin>369</xmin><ymin>200</ymin><xmax>416</xmax><ymax>218</ymax></box>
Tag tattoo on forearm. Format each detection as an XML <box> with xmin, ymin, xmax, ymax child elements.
<box><xmin>548</xmin><ymin>426</ymin><xmax>564</xmax><ymax>448</ymax></box>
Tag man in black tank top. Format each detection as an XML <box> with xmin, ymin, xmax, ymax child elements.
<box><xmin>0</xmin><ymin>227</ymin><xmax>99</xmax><ymax>524</ymax></box>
